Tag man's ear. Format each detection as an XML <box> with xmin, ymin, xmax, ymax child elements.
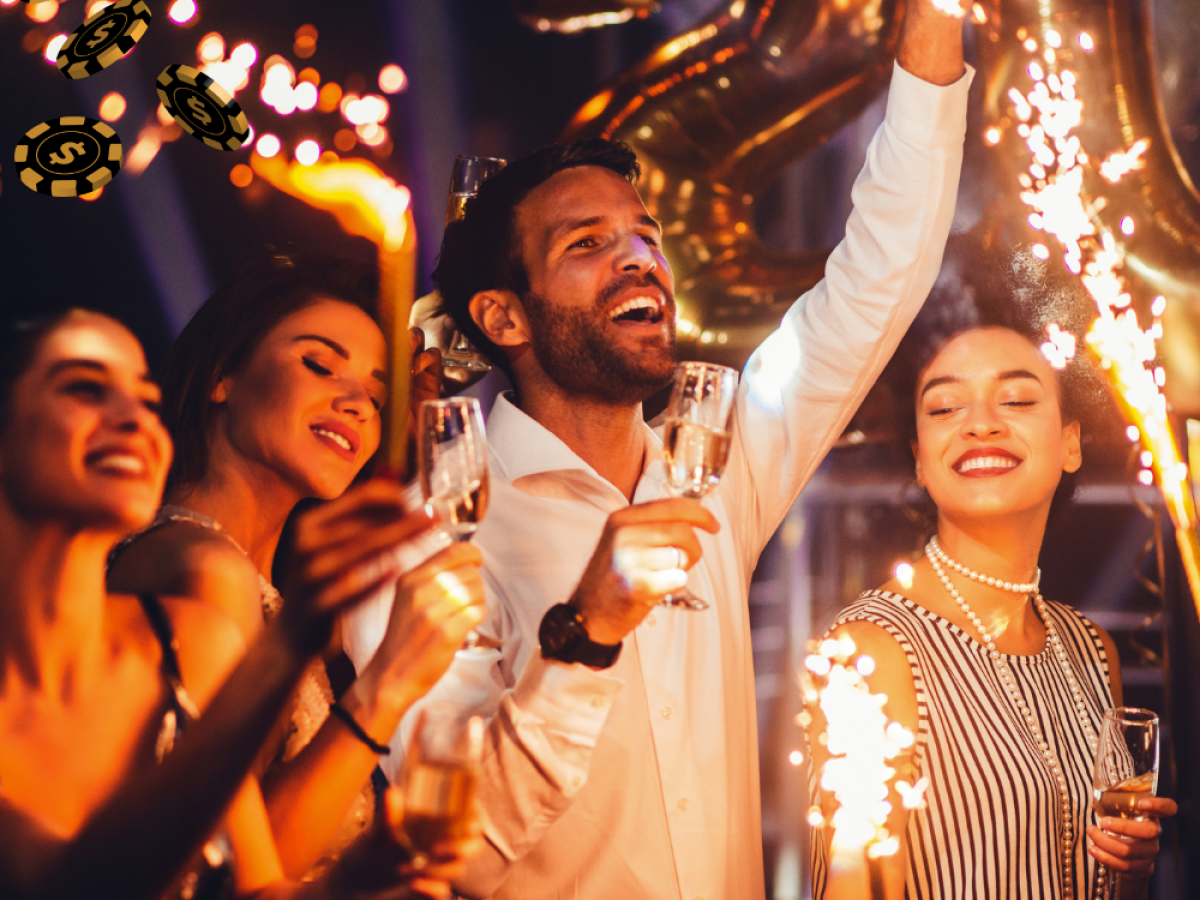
<box><xmin>469</xmin><ymin>290</ymin><xmax>531</xmax><ymax>349</ymax></box>
<box><xmin>1062</xmin><ymin>419</ymin><xmax>1082</xmax><ymax>474</ymax></box>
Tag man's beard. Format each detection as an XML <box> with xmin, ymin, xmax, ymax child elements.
<box><xmin>521</xmin><ymin>274</ymin><xmax>677</xmax><ymax>406</ymax></box>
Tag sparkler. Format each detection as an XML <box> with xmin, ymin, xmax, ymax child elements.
<box><xmin>993</xmin><ymin>28</ymin><xmax>1200</xmax><ymax>615</ymax></box>
<box><xmin>250</xmin><ymin>152</ymin><xmax>417</xmax><ymax>472</ymax></box>
<box><xmin>803</xmin><ymin>636</ymin><xmax>927</xmax><ymax>899</ymax></box>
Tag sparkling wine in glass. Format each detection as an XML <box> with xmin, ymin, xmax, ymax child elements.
<box><xmin>398</xmin><ymin>703</ymin><xmax>483</xmax><ymax>869</ymax></box>
<box><xmin>660</xmin><ymin>361</ymin><xmax>738</xmax><ymax>611</ymax></box>
<box><xmin>419</xmin><ymin>398</ymin><xmax>489</xmax><ymax>541</ymax></box>
<box><xmin>1091</xmin><ymin>707</ymin><xmax>1160</xmax><ymax>898</ymax></box>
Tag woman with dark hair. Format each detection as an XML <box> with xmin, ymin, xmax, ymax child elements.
<box><xmin>108</xmin><ymin>252</ymin><xmax>480</xmax><ymax>876</ymax></box>
<box><xmin>0</xmin><ymin>309</ymin><xmax>480</xmax><ymax>900</ymax></box>
<box><xmin>806</xmin><ymin>254</ymin><xmax>1177</xmax><ymax>900</ymax></box>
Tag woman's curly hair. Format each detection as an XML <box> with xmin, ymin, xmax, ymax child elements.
<box><xmin>882</xmin><ymin>238</ymin><xmax>1113</xmax><ymax>523</ymax></box>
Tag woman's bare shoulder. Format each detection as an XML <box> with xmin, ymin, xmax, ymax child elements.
<box><xmin>109</xmin><ymin>523</ymin><xmax>264</xmax><ymax>640</ymax></box>
<box><xmin>158</xmin><ymin>596</ymin><xmax>250</xmax><ymax>709</ymax></box>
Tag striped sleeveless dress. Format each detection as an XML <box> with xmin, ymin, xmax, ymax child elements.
<box><xmin>810</xmin><ymin>590</ymin><xmax>1113</xmax><ymax>899</ymax></box>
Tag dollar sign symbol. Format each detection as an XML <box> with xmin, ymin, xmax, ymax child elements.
<box><xmin>187</xmin><ymin>97</ymin><xmax>213</xmax><ymax>126</ymax></box>
<box><xmin>49</xmin><ymin>142</ymin><xmax>87</xmax><ymax>166</ymax></box>
<box><xmin>86</xmin><ymin>20</ymin><xmax>116</xmax><ymax>49</ymax></box>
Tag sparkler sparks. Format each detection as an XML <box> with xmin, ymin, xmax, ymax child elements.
<box><xmin>994</xmin><ymin>25</ymin><xmax>1200</xmax><ymax>609</ymax></box>
<box><xmin>803</xmin><ymin>638</ymin><xmax>925</xmax><ymax>860</ymax></box>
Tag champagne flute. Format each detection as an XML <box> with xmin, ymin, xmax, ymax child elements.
<box><xmin>419</xmin><ymin>398</ymin><xmax>489</xmax><ymax>542</ymax></box>
<box><xmin>443</xmin><ymin>155</ymin><xmax>505</xmax><ymax>378</ymax></box>
<box><xmin>1091</xmin><ymin>707</ymin><xmax>1160</xmax><ymax>899</ymax></box>
<box><xmin>659</xmin><ymin>361</ymin><xmax>739</xmax><ymax>611</ymax></box>
<box><xmin>397</xmin><ymin>703</ymin><xmax>483</xmax><ymax>870</ymax></box>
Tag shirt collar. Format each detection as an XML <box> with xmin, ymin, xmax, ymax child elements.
<box><xmin>487</xmin><ymin>391</ymin><xmax>665</xmax><ymax>504</ymax></box>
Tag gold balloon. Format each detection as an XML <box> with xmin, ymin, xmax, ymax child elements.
<box><xmin>560</xmin><ymin>0</ymin><xmax>904</xmax><ymax>365</ymax></box>
<box><xmin>978</xmin><ymin>0</ymin><xmax>1200</xmax><ymax>414</ymax></box>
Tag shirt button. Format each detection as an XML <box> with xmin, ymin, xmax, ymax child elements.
<box><xmin>646</xmin><ymin>614</ymin><xmax>656</xmax><ymax>626</ymax></box>
<box><xmin>678</xmin><ymin>798</ymin><xmax>689</xmax><ymax>811</ymax></box>
<box><xmin>590</xmin><ymin>695</ymin><xmax>606</xmax><ymax>709</ymax></box>
<box><xmin>661</xmin><ymin>707</ymin><xmax>672</xmax><ymax>719</ymax></box>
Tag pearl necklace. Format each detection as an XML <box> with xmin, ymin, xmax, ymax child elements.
<box><xmin>925</xmin><ymin>537</ymin><xmax>1101</xmax><ymax>899</ymax></box>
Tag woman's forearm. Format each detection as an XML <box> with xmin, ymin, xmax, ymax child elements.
<box><xmin>262</xmin><ymin>669</ymin><xmax>415</xmax><ymax>876</ymax></box>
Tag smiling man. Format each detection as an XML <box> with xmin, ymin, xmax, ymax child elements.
<box><xmin>369</xmin><ymin>3</ymin><xmax>975</xmax><ymax>897</ymax></box>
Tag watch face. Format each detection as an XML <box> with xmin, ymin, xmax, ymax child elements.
<box><xmin>540</xmin><ymin>604</ymin><xmax>585</xmax><ymax>658</ymax></box>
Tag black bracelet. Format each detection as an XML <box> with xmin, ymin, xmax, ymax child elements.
<box><xmin>329</xmin><ymin>702</ymin><xmax>391</xmax><ymax>755</ymax></box>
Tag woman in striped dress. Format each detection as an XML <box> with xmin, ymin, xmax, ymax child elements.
<box><xmin>807</xmin><ymin>321</ymin><xmax>1177</xmax><ymax>900</ymax></box>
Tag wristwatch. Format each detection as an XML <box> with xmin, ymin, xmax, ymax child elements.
<box><xmin>538</xmin><ymin>604</ymin><xmax>622</xmax><ymax>669</ymax></box>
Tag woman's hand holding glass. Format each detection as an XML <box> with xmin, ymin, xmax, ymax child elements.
<box><xmin>276</xmin><ymin>478</ymin><xmax>441</xmax><ymax>655</ymax></box>
<box><xmin>357</xmin><ymin>543</ymin><xmax>487</xmax><ymax>714</ymax></box>
<box><xmin>1087</xmin><ymin>707</ymin><xmax>1178</xmax><ymax>897</ymax></box>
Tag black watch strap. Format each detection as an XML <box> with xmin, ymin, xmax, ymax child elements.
<box><xmin>538</xmin><ymin>604</ymin><xmax>622</xmax><ymax>670</ymax></box>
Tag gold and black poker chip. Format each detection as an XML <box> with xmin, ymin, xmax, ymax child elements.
<box><xmin>157</xmin><ymin>64</ymin><xmax>251</xmax><ymax>152</ymax></box>
<box><xmin>57</xmin><ymin>0</ymin><xmax>152</xmax><ymax>80</ymax></box>
<box><xmin>14</xmin><ymin>116</ymin><xmax>123</xmax><ymax>198</ymax></box>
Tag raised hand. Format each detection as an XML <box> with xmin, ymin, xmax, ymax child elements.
<box><xmin>568</xmin><ymin>498</ymin><xmax>719</xmax><ymax>645</ymax></box>
<box><xmin>276</xmin><ymin>479</ymin><xmax>436</xmax><ymax>654</ymax></box>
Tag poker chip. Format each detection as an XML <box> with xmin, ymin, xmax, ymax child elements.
<box><xmin>156</xmin><ymin>64</ymin><xmax>251</xmax><ymax>151</ymax></box>
<box><xmin>14</xmin><ymin>116</ymin><xmax>123</xmax><ymax>198</ymax></box>
<box><xmin>56</xmin><ymin>0</ymin><xmax>152</xmax><ymax>80</ymax></box>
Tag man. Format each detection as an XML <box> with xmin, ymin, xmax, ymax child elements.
<box><xmin>353</xmin><ymin>3</ymin><xmax>971</xmax><ymax>897</ymax></box>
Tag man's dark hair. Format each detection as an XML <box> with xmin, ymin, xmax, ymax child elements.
<box><xmin>433</xmin><ymin>138</ymin><xmax>641</xmax><ymax>378</ymax></box>
<box><xmin>160</xmin><ymin>250</ymin><xmax>378</xmax><ymax>490</ymax></box>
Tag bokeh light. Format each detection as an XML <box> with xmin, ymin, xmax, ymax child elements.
<box><xmin>168</xmin><ymin>0</ymin><xmax>196</xmax><ymax>24</ymax></box>
<box><xmin>43</xmin><ymin>33</ymin><xmax>67</xmax><ymax>63</ymax></box>
<box><xmin>80</xmin><ymin>186</ymin><xmax>104</xmax><ymax>202</ymax></box>
<box><xmin>255</xmin><ymin>133</ymin><xmax>282</xmax><ymax>158</ymax></box>
<box><xmin>230</xmin><ymin>164</ymin><xmax>254</xmax><ymax>188</ymax></box>
<box><xmin>294</xmin><ymin>139</ymin><xmax>321</xmax><ymax>166</ymax></box>
<box><xmin>294</xmin><ymin>81</ymin><xmax>319</xmax><ymax>111</ymax></box>
<box><xmin>378</xmin><ymin>64</ymin><xmax>408</xmax><ymax>94</ymax></box>
<box><xmin>317</xmin><ymin>82</ymin><xmax>342</xmax><ymax>113</ymax></box>
<box><xmin>98</xmin><ymin>92</ymin><xmax>126</xmax><ymax>122</ymax></box>
<box><xmin>84</xmin><ymin>0</ymin><xmax>113</xmax><ymax>16</ymax></box>
<box><xmin>27</xmin><ymin>1</ymin><xmax>59</xmax><ymax>23</ymax></box>
<box><xmin>198</xmin><ymin>32</ymin><xmax>225</xmax><ymax>63</ymax></box>
<box><xmin>294</xmin><ymin>24</ymin><xmax>317</xmax><ymax>59</ymax></box>
<box><xmin>230</xmin><ymin>41</ymin><xmax>257</xmax><ymax>68</ymax></box>
<box><xmin>333</xmin><ymin>128</ymin><xmax>356</xmax><ymax>153</ymax></box>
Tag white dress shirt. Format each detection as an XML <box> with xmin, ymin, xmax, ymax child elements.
<box><xmin>344</xmin><ymin>61</ymin><xmax>971</xmax><ymax>900</ymax></box>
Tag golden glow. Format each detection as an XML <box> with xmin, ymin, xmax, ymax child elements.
<box><xmin>26</xmin><ymin>0</ymin><xmax>59</xmax><ymax>23</ymax></box>
<box><xmin>229</xmin><ymin>163</ymin><xmax>253</xmax><ymax>188</ymax></box>
<box><xmin>198</xmin><ymin>32</ymin><xmax>225</xmax><ymax>63</ymax></box>
<box><xmin>98</xmin><ymin>92</ymin><xmax>126</xmax><ymax>122</ymax></box>
<box><xmin>655</xmin><ymin>23</ymin><xmax>719</xmax><ymax>64</ymax></box>
<box><xmin>249</xmin><ymin>152</ymin><xmax>412</xmax><ymax>251</ymax></box>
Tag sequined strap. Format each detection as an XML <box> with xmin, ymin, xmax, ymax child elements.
<box><xmin>135</xmin><ymin>593</ymin><xmax>201</xmax><ymax>762</ymax></box>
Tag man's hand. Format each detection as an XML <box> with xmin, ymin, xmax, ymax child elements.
<box><xmin>896</xmin><ymin>0</ymin><xmax>966</xmax><ymax>87</ymax></box>
<box><xmin>568</xmin><ymin>498</ymin><xmax>719</xmax><ymax>645</ymax></box>
<box><xmin>1087</xmin><ymin>795</ymin><xmax>1178</xmax><ymax>897</ymax></box>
